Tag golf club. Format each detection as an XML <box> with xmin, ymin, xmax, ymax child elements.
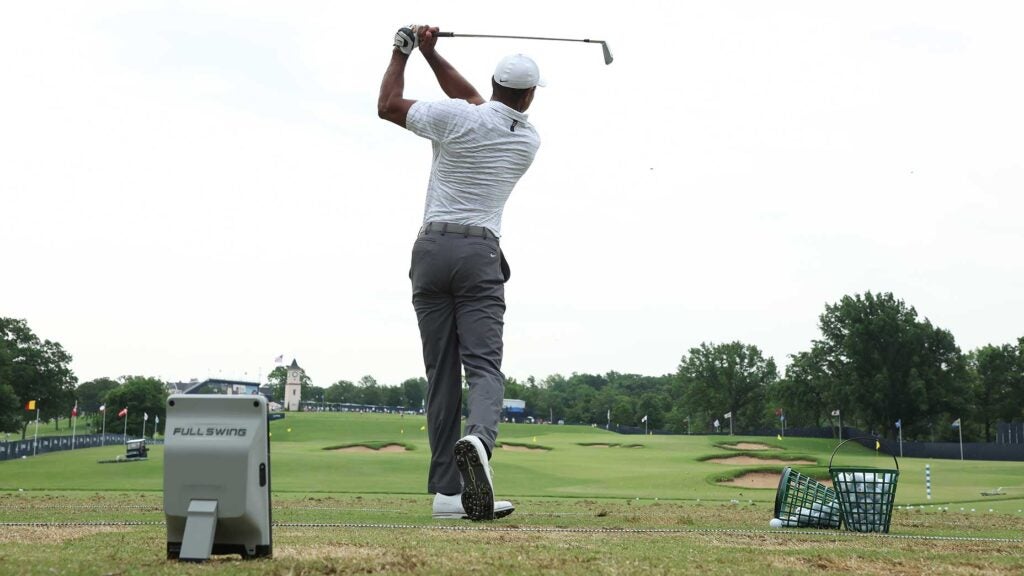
<box><xmin>436</xmin><ymin>31</ymin><xmax>614</xmax><ymax>65</ymax></box>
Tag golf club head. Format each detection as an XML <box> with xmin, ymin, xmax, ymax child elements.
<box><xmin>600</xmin><ymin>42</ymin><xmax>614</xmax><ymax>65</ymax></box>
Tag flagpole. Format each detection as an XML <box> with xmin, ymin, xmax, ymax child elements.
<box><xmin>33</xmin><ymin>408</ymin><xmax>40</xmax><ymax>456</ymax></box>
<box><xmin>838</xmin><ymin>412</ymin><xmax>842</xmax><ymax>441</ymax></box>
<box><xmin>71</xmin><ymin>410</ymin><xmax>77</xmax><ymax>450</ymax></box>
<box><xmin>898</xmin><ymin>425</ymin><xmax>903</xmax><ymax>458</ymax></box>
<box><xmin>123</xmin><ymin>412</ymin><xmax>128</xmax><ymax>445</ymax></box>
<box><xmin>101</xmin><ymin>409</ymin><xmax>106</xmax><ymax>446</ymax></box>
<box><xmin>958</xmin><ymin>419</ymin><xmax>963</xmax><ymax>461</ymax></box>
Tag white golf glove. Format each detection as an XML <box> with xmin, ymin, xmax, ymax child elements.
<box><xmin>393</xmin><ymin>25</ymin><xmax>419</xmax><ymax>55</ymax></box>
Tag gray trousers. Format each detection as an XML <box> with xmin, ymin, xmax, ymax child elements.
<box><xmin>410</xmin><ymin>226</ymin><xmax>509</xmax><ymax>495</ymax></box>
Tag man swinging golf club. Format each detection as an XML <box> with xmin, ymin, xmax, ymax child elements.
<box><xmin>377</xmin><ymin>24</ymin><xmax>543</xmax><ymax>520</ymax></box>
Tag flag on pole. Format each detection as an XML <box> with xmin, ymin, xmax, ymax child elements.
<box><xmin>155</xmin><ymin>415</ymin><xmax>159</xmax><ymax>425</ymax></box>
<box><xmin>71</xmin><ymin>402</ymin><xmax>79</xmax><ymax>418</ymax></box>
<box><xmin>777</xmin><ymin>434</ymin><xmax>782</xmax><ymax>440</ymax></box>
<box><xmin>875</xmin><ymin>440</ymin><xmax>881</xmax><ymax>451</ymax></box>
<box><xmin>895</xmin><ymin>419</ymin><xmax>901</xmax><ymax>429</ymax></box>
<box><xmin>274</xmin><ymin>355</ymin><xmax>284</xmax><ymax>363</ymax></box>
<box><xmin>117</xmin><ymin>407</ymin><xmax>128</xmax><ymax>418</ymax></box>
<box><xmin>951</xmin><ymin>418</ymin><xmax>961</xmax><ymax>429</ymax></box>
<box><xmin>25</xmin><ymin>400</ymin><xmax>36</xmax><ymax>411</ymax></box>
<box><xmin>99</xmin><ymin>404</ymin><xmax>106</xmax><ymax>412</ymax></box>
<box><xmin>831</xmin><ymin>409</ymin><xmax>841</xmax><ymax>416</ymax></box>
<box><xmin>723</xmin><ymin>412</ymin><xmax>732</xmax><ymax>419</ymax></box>
<box><xmin>713</xmin><ymin>419</ymin><xmax>720</xmax><ymax>428</ymax></box>
<box><xmin>641</xmin><ymin>415</ymin><xmax>648</xmax><ymax>423</ymax></box>
<box><xmin>144</xmin><ymin>412</ymin><xmax>149</xmax><ymax>422</ymax></box>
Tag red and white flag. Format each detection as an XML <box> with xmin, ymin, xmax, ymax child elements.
<box><xmin>117</xmin><ymin>407</ymin><xmax>128</xmax><ymax>418</ymax></box>
<box><xmin>71</xmin><ymin>402</ymin><xmax>79</xmax><ymax>418</ymax></box>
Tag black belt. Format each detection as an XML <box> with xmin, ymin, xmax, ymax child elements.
<box><xmin>419</xmin><ymin>222</ymin><xmax>496</xmax><ymax>239</ymax></box>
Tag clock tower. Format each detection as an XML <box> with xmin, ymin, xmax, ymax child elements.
<box><xmin>284</xmin><ymin>359</ymin><xmax>303</xmax><ymax>411</ymax></box>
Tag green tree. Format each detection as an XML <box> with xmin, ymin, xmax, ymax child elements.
<box><xmin>324</xmin><ymin>380</ymin><xmax>357</xmax><ymax>404</ymax></box>
<box><xmin>100</xmin><ymin>376</ymin><xmax>168</xmax><ymax>438</ymax></box>
<box><xmin>356</xmin><ymin>375</ymin><xmax>382</xmax><ymax>406</ymax></box>
<box><xmin>771</xmin><ymin>347</ymin><xmax>837</xmax><ymax>428</ymax></box>
<box><xmin>816</xmin><ymin>292</ymin><xmax>968</xmax><ymax>439</ymax></box>
<box><xmin>76</xmin><ymin>378</ymin><xmax>120</xmax><ymax>413</ymax></box>
<box><xmin>971</xmin><ymin>341</ymin><xmax>1021</xmax><ymax>441</ymax></box>
<box><xmin>0</xmin><ymin>318</ymin><xmax>78</xmax><ymax>438</ymax></box>
<box><xmin>677</xmin><ymin>341</ymin><xmax>778</xmax><ymax>432</ymax></box>
<box><xmin>399</xmin><ymin>377</ymin><xmax>426</xmax><ymax>409</ymax></box>
<box><xmin>0</xmin><ymin>383</ymin><xmax>21</xmax><ymax>435</ymax></box>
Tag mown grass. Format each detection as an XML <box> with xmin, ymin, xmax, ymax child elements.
<box><xmin>1</xmin><ymin>412</ymin><xmax>1023</xmax><ymax>575</ymax></box>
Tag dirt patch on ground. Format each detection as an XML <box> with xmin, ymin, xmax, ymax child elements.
<box><xmin>581</xmin><ymin>443</ymin><xmax>612</xmax><ymax>447</ymax></box>
<box><xmin>501</xmin><ymin>445</ymin><xmax>547</xmax><ymax>452</ymax></box>
<box><xmin>331</xmin><ymin>444</ymin><xmax>406</xmax><ymax>453</ymax></box>
<box><xmin>0</xmin><ymin>525</ymin><xmax>120</xmax><ymax>544</ymax></box>
<box><xmin>721</xmin><ymin>442</ymin><xmax>778</xmax><ymax>451</ymax></box>
<box><xmin>707</xmin><ymin>456</ymin><xmax>815</xmax><ymax>465</ymax></box>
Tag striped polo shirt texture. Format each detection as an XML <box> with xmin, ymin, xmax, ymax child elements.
<box><xmin>406</xmin><ymin>99</ymin><xmax>540</xmax><ymax>237</ymax></box>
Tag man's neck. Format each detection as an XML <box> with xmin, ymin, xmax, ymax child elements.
<box><xmin>490</xmin><ymin>95</ymin><xmax>526</xmax><ymax>113</ymax></box>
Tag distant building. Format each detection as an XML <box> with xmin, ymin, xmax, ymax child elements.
<box><xmin>183</xmin><ymin>379</ymin><xmax>261</xmax><ymax>396</ymax></box>
<box><xmin>284</xmin><ymin>359</ymin><xmax>303</xmax><ymax>411</ymax></box>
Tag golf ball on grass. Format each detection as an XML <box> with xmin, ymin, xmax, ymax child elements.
<box><xmin>769</xmin><ymin>518</ymin><xmax>783</xmax><ymax>529</ymax></box>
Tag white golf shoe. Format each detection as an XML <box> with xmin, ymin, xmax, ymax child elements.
<box><xmin>431</xmin><ymin>493</ymin><xmax>514</xmax><ymax>520</ymax></box>
<box><xmin>454</xmin><ymin>435</ymin><xmax>500</xmax><ymax>521</ymax></box>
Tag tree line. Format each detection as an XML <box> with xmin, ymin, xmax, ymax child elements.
<box><xmin>3</xmin><ymin>291</ymin><xmax>1022</xmax><ymax>441</ymax></box>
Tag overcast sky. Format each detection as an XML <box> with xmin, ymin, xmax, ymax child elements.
<box><xmin>2</xmin><ymin>2</ymin><xmax>1021</xmax><ymax>388</ymax></box>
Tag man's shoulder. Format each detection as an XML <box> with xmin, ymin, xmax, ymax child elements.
<box><xmin>412</xmin><ymin>98</ymin><xmax>478</xmax><ymax>115</ymax></box>
<box><xmin>409</xmin><ymin>98</ymin><xmax>478</xmax><ymax>126</ymax></box>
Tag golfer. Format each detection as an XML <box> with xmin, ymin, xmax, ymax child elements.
<box><xmin>378</xmin><ymin>24</ymin><xmax>543</xmax><ymax>521</ymax></box>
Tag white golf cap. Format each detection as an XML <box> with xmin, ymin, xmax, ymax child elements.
<box><xmin>493</xmin><ymin>54</ymin><xmax>546</xmax><ymax>89</ymax></box>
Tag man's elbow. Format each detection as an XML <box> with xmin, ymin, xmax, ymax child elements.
<box><xmin>377</xmin><ymin>98</ymin><xmax>409</xmax><ymax>127</ymax></box>
<box><xmin>377</xmin><ymin>99</ymin><xmax>391</xmax><ymax>120</ymax></box>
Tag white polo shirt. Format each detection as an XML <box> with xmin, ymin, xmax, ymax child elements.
<box><xmin>406</xmin><ymin>99</ymin><xmax>540</xmax><ymax>237</ymax></box>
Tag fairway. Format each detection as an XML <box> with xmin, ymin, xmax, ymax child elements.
<box><xmin>1</xmin><ymin>412</ymin><xmax>1023</xmax><ymax>575</ymax></box>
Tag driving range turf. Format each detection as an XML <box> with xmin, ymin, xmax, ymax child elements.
<box><xmin>1</xmin><ymin>412</ymin><xmax>1022</xmax><ymax>575</ymax></box>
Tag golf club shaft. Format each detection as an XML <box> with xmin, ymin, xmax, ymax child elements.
<box><xmin>435</xmin><ymin>31</ymin><xmax>613</xmax><ymax>64</ymax></box>
<box><xmin>437</xmin><ymin>32</ymin><xmax>604</xmax><ymax>44</ymax></box>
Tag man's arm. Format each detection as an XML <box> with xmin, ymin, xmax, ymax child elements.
<box><xmin>377</xmin><ymin>45</ymin><xmax>416</xmax><ymax>128</ymax></box>
<box><xmin>418</xmin><ymin>27</ymin><xmax>484</xmax><ymax>105</ymax></box>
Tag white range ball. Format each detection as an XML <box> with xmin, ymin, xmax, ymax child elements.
<box><xmin>769</xmin><ymin>518</ymin><xmax>783</xmax><ymax>529</ymax></box>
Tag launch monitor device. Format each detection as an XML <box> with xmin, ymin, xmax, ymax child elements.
<box><xmin>164</xmin><ymin>394</ymin><xmax>272</xmax><ymax>561</ymax></box>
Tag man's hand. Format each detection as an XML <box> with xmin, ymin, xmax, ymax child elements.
<box><xmin>393</xmin><ymin>25</ymin><xmax>419</xmax><ymax>55</ymax></box>
<box><xmin>417</xmin><ymin>26</ymin><xmax>440</xmax><ymax>58</ymax></box>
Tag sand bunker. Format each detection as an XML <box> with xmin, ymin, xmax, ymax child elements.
<box><xmin>721</xmin><ymin>442</ymin><xmax>778</xmax><ymax>451</ymax></box>
<box><xmin>331</xmin><ymin>444</ymin><xmax>407</xmax><ymax>453</ymax></box>
<box><xmin>717</xmin><ymin>472</ymin><xmax>782</xmax><ymax>489</ymax></box>
<box><xmin>718</xmin><ymin>472</ymin><xmax>833</xmax><ymax>489</ymax></box>
<box><xmin>581</xmin><ymin>443</ymin><xmax>612</xmax><ymax>448</ymax></box>
<box><xmin>501</xmin><ymin>444</ymin><xmax>547</xmax><ymax>452</ymax></box>
<box><xmin>707</xmin><ymin>456</ymin><xmax>815</xmax><ymax>465</ymax></box>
